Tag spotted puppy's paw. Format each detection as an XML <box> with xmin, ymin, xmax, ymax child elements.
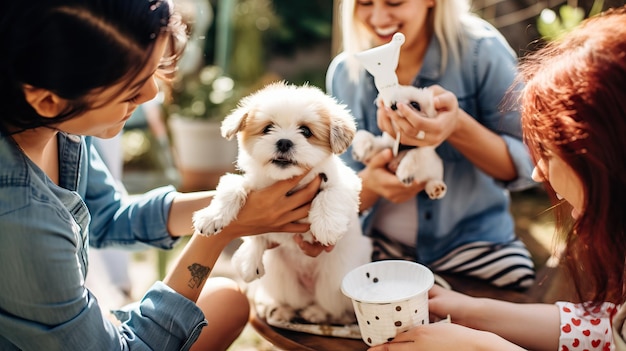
<box><xmin>425</xmin><ymin>180</ymin><xmax>447</xmax><ymax>199</ymax></box>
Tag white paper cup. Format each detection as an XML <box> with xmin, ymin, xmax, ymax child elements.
<box><xmin>341</xmin><ymin>260</ymin><xmax>434</xmax><ymax>346</ymax></box>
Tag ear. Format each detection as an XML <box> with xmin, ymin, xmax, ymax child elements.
<box><xmin>220</xmin><ymin>107</ymin><xmax>248</xmax><ymax>140</ymax></box>
<box><xmin>328</xmin><ymin>103</ymin><xmax>357</xmax><ymax>154</ymax></box>
<box><xmin>22</xmin><ymin>84</ymin><xmax>67</xmax><ymax>117</ymax></box>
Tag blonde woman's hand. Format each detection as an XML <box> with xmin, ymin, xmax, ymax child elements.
<box><xmin>377</xmin><ymin>85</ymin><xmax>461</xmax><ymax>147</ymax></box>
<box><xmin>359</xmin><ymin>148</ymin><xmax>425</xmax><ymax>204</ymax></box>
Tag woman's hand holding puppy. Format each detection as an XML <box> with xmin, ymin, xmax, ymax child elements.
<box><xmin>376</xmin><ymin>85</ymin><xmax>460</xmax><ymax>148</ymax></box>
<box><xmin>230</xmin><ymin>172</ymin><xmax>324</xmax><ymax>238</ymax></box>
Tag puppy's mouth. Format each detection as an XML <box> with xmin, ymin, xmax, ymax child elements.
<box><xmin>271</xmin><ymin>157</ymin><xmax>297</xmax><ymax>168</ymax></box>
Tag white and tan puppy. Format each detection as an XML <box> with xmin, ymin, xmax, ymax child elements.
<box><xmin>351</xmin><ymin>85</ymin><xmax>447</xmax><ymax>200</ymax></box>
<box><xmin>193</xmin><ymin>81</ymin><xmax>372</xmax><ymax>325</ymax></box>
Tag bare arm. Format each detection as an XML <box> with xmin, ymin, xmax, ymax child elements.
<box><xmin>441</xmin><ymin>102</ymin><xmax>517</xmax><ymax>182</ymax></box>
<box><xmin>465</xmin><ymin>299</ymin><xmax>561</xmax><ymax>351</ymax></box>
<box><xmin>429</xmin><ymin>286</ymin><xmax>560</xmax><ymax>351</ymax></box>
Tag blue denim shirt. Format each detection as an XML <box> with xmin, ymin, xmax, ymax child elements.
<box><xmin>0</xmin><ymin>132</ymin><xmax>206</xmax><ymax>350</ymax></box>
<box><xmin>327</xmin><ymin>18</ymin><xmax>537</xmax><ymax>263</ymax></box>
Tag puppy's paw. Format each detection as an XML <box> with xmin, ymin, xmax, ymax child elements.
<box><xmin>309</xmin><ymin>224</ymin><xmax>343</xmax><ymax>246</ymax></box>
<box><xmin>425</xmin><ymin>180</ymin><xmax>447</xmax><ymax>199</ymax></box>
<box><xmin>231</xmin><ymin>244</ymin><xmax>266</xmax><ymax>282</ymax></box>
<box><xmin>395</xmin><ymin>163</ymin><xmax>417</xmax><ymax>186</ymax></box>
<box><xmin>266</xmin><ymin>305</ymin><xmax>297</xmax><ymax>324</ymax></box>
<box><xmin>236</xmin><ymin>260</ymin><xmax>265</xmax><ymax>283</ymax></box>
<box><xmin>192</xmin><ymin>206</ymin><xmax>230</xmax><ymax>236</ymax></box>
<box><xmin>399</xmin><ymin>174</ymin><xmax>414</xmax><ymax>185</ymax></box>
<box><xmin>299</xmin><ymin>304</ymin><xmax>330</xmax><ymax>324</ymax></box>
<box><xmin>351</xmin><ymin>130</ymin><xmax>377</xmax><ymax>163</ymax></box>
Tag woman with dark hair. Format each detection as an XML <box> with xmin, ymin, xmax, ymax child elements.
<box><xmin>0</xmin><ymin>1</ymin><xmax>321</xmax><ymax>350</ymax></box>
<box><xmin>366</xmin><ymin>5</ymin><xmax>626</xmax><ymax>351</ymax></box>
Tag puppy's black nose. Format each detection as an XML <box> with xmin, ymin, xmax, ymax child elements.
<box><xmin>276</xmin><ymin>139</ymin><xmax>293</xmax><ymax>152</ymax></box>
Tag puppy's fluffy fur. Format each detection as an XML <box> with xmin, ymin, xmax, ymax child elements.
<box><xmin>193</xmin><ymin>82</ymin><xmax>372</xmax><ymax>324</ymax></box>
<box><xmin>351</xmin><ymin>85</ymin><xmax>447</xmax><ymax>199</ymax></box>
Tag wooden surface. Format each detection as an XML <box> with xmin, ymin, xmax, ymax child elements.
<box><xmin>249</xmin><ymin>314</ymin><xmax>368</xmax><ymax>351</ymax></box>
<box><xmin>249</xmin><ymin>273</ymin><xmax>535</xmax><ymax>351</ymax></box>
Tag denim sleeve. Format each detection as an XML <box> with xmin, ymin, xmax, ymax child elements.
<box><xmin>84</xmin><ymin>140</ymin><xmax>181</xmax><ymax>250</ymax></box>
<box><xmin>115</xmin><ymin>282</ymin><xmax>208</xmax><ymax>351</ymax></box>
<box><xmin>0</xmin><ymin>205</ymin><xmax>206</xmax><ymax>351</ymax></box>
<box><xmin>474</xmin><ymin>36</ymin><xmax>537</xmax><ymax>191</ymax></box>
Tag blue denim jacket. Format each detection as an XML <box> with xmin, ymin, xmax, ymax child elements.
<box><xmin>327</xmin><ymin>18</ymin><xmax>537</xmax><ymax>263</ymax></box>
<box><xmin>0</xmin><ymin>132</ymin><xmax>206</xmax><ymax>350</ymax></box>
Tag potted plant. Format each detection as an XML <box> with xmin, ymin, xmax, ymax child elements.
<box><xmin>165</xmin><ymin>0</ymin><xmax>280</xmax><ymax>191</ymax></box>
<box><xmin>164</xmin><ymin>64</ymin><xmax>241</xmax><ymax>192</ymax></box>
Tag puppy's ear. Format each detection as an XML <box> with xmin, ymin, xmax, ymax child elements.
<box><xmin>328</xmin><ymin>102</ymin><xmax>357</xmax><ymax>154</ymax></box>
<box><xmin>221</xmin><ymin>107</ymin><xmax>248</xmax><ymax>140</ymax></box>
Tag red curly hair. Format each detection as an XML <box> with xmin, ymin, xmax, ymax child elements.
<box><xmin>518</xmin><ymin>6</ymin><xmax>626</xmax><ymax>305</ymax></box>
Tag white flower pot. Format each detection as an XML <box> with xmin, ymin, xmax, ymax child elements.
<box><xmin>168</xmin><ymin>115</ymin><xmax>238</xmax><ymax>191</ymax></box>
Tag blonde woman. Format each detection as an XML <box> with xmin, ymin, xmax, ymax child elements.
<box><xmin>326</xmin><ymin>0</ymin><xmax>537</xmax><ymax>290</ymax></box>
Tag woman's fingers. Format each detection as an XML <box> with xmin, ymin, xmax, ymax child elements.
<box><xmin>293</xmin><ymin>234</ymin><xmax>334</xmax><ymax>257</ymax></box>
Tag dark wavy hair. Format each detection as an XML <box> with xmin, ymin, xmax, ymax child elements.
<box><xmin>0</xmin><ymin>0</ymin><xmax>187</xmax><ymax>133</ymax></box>
<box><xmin>518</xmin><ymin>6</ymin><xmax>626</xmax><ymax>305</ymax></box>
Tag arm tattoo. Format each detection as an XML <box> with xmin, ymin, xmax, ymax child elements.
<box><xmin>187</xmin><ymin>263</ymin><xmax>211</xmax><ymax>289</ymax></box>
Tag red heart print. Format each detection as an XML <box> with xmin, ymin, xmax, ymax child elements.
<box><xmin>572</xmin><ymin>318</ymin><xmax>581</xmax><ymax>326</ymax></box>
<box><xmin>583</xmin><ymin>329</ymin><xmax>591</xmax><ymax>336</ymax></box>
<box><xmin>563</xmin><ymin>307</ymin><xmax>572</xmax><ymax>313</ymax></box>
<box><xmin>561</xmin><ymin>346</ymin><xmax>569</xmax><ymax>351</ymax></box>
<box><xmin>572</xmin><ymin>339</ymin><xmax>580</xmax><ymax>347</ymax></box>
<box><xmin>591</xmin><ymin>339</ymin><xmax>601</xmax><ymax>348</ymax></box>
<box><xmin>562</xmin><ymin>324</ymin><xmax>572</xmax><ymax>333</ymax></box>
<box><xmin>590</xmin><ymin>319</ymin><xmax>601</xmax><ymax>325</ymax></box>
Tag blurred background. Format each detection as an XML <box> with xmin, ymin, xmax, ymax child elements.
<box><xmin>121</xmin><ymin>0</ymin><xmax>625</xmax><ymax>195</ymax></box>
<box><xmin>89</xmin><ymin>0</ymin><xmax>625</xmax><ymax>350</ymax></box>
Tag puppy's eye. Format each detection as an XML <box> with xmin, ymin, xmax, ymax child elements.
<box><xmin>262</xmin><ymin>124</ymin><xmax>274</xmax><ymax>134</ymax></box>
<box><xmin>299</xmin><ymin>126</ymin><xmax>313</xmax><ymax>138</ymax></box>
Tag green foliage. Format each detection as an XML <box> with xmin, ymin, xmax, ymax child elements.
<box><xmin>537</xmin><ymin>0</ymin><xmax>604</xmax><ymax>41</ymax></box>
<box><xmin>166</xmin><ymin>65</ymin><xmax>240</xmax><ymax>120</ymax></box>
<box><xmin>266</xmin><ymin>0</ymin><xmax>333</xmax><ymax>55</ymax></box>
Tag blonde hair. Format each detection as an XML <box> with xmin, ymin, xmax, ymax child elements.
<box><xmin>339</xmin><ymin>0</ymin><xmax>473</xmax><ymax>81</ymax></box>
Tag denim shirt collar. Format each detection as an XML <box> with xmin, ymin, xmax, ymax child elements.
<box><xmin>0</xmin><ymin>130</ymin><xmax>84</xmax><ymax>191</ymax></box>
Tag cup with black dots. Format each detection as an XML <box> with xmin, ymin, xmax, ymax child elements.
<box><xmin>341</xmin><ymin>260</ymin><xmax>434</xmax><ymax>347</ymax></box>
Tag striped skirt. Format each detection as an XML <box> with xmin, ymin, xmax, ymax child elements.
<box><xmin>370</xmin><ymin>231</ymin><xmax>536</xmax><ymax>290</ymax></box>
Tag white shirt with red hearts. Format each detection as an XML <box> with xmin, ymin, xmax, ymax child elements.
<box><xmin>557</xmin><ymin>301</ymin><xmax>619</xmax><ymax>351</ymax></box>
